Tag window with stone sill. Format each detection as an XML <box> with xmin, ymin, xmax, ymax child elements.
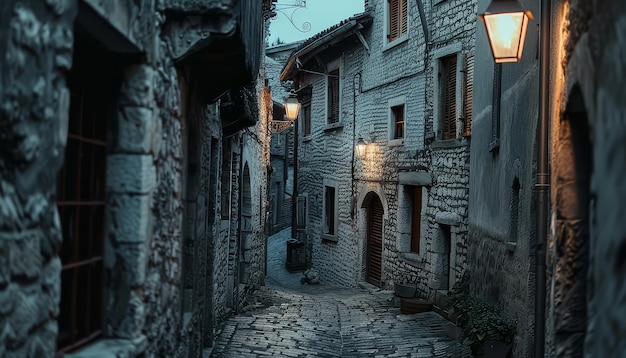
<box><xmin>397</xmin><ymin>185</ymin><xmax>426</xmax><ymax>259</ymax></box>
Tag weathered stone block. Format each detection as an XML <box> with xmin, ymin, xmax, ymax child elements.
<box><xmin>0</xmin><ymin>239</ymin><xmax>9</xmax><ymax>286</ymax></box>
<box><xmin>120</xmin><ymin>65</ymin><xmax>155</xmax><ymax>108</ymax></box>
<box><xmin>398</xmin><ymin>171</ymin><xmax>432</xmax><ymax>186</ymax></box>
<box><xmin>116</xmin><ymin>243</ymin><xmax>147</xmax><ymax>287</ymax></box>
<box><xmin>42</xmin><ymin>257</ymin><xmax>61</xmax><ymax>316</ymax></box>
<box><xmin>435</xmin><ymin>211</ymin><xmax>461</xmax><ymax>226</ymax></box>
<box><xmin>10</xmin><ymin>232</ymin><xmax>42</xmax><ymax>279</ymax></box>
<box><xmin>115</xmin><ymin>106</ymin><xmax>155</xmax><ymax>154</ymax></box>
<box><xmin>107</xmin><ymin>155</ymin><xmax>156</xmax><ymax>194</ymax></box>
<box><xmin>106</xmin><ymin>194</ymin><xmax>151</xmax><ymax>244</ymax></box>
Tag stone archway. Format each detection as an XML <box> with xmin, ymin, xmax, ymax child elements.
<box><xmin>551</xmin><ymin>85</ymin><xmax>592</xmax><ymax>355</ymax></box>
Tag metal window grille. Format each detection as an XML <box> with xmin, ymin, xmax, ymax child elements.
<box><xmin>56</xmin><ymin>82</ymin><xmax>107</xmax><ymax>353</ymax></box>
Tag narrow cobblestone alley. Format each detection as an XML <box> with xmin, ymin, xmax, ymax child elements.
<box><xmin>211</xmin><ymin>228</ymin><xmax>469</xmax><ymax>357</ymax></box>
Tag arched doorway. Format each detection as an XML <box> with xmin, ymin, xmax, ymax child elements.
<box><xmin>364</xmin><ymin>192</ymin><xmax>384</xmax><ymax>287</ymax></box>
<box><xmin>551</xmin><ymin>85</ymin><xmax>592</xmax><ymax>355</ymax></box>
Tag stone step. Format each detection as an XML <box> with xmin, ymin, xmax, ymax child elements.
<box><xmin>400</xmin><ymin>298</ymin><xmax>433</xmax><ymax>314</ymax></box>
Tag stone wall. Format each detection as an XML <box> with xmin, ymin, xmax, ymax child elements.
<box><xmin>0</xmin><ymin>1</ymin><xmax>76</xmax><ymax>356</ymax></box>
<box><xmin>547</xmin><ymin>0</ymin><xmax>626</xmax><ymax>356</ymax></box>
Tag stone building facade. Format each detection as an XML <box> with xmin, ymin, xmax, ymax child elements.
<box><xmin>0</xmin><ymin>0</ymin><xmax>272</xmax><ymax>356</ymax></box>
<box><xmin>280</xmin><ymin>0</ymin><xmax>476</xmax><ymax>300</ymax></box>
<box><xmin>468</xmin><ymin>0</ymin><xmax>626</xmax><ymax>356</ymax></box>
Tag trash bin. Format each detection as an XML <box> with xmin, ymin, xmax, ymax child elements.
<box><xmin>285</xmin><ymin>239</ymin><xmax>306</xmax><ymax>272</ymax></box>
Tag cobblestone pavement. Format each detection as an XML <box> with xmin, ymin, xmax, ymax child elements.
<box><xmin>211</xmin><ymin>228</ymin><xmax>469</xmax><ymax>357</ymax></box>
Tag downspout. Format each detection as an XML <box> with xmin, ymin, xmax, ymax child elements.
<box><xmin>535</xmin><ymin>0</ymin><xmax>551</xmax><ymax>356</ymax></box>
<box><xmin>351</xmin><ymin>73</ymin><xmax>361</xmax><ymax>218</ymax></box>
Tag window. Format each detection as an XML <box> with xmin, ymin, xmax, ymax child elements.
<box><xmin>302</xmin><ymin>103</ymin><xmax>311</xmax><ymax>137</ymax></box>
<box><xmin>392</xmin><ymin>104</ymin><xmax>405</xmax><ymax>139</ymax></box>
<box><xmin>327</xmin><ymin>68</ymin><xmax>340</xmax><ymax>124</ymax></box>
<box><xmin>57</xmin><ymin>60</ymin><xmax>110</xmax><ymax>353</ymax></box>
<box><xmin>323</xmin><ymin>180</ymin><xmax>338</xmax><ymax>239</ymax></box>
<box><xmin>441</xmin><ymin>54</ymin><xmax>457</xmax><ymax>140</ymax></box>
<box><xmin>410</xmin><ymin>186</ymin><xmax>422</xmax><ymax>253</ymax></box>
<box><xmin>387</xmin><ymin>0</ymin><xmax>408</xmax><ymax>43</ymax></box>
<box><xmin>463</xmin><ymin>53</ymin><xmax>474</xmax><ymax>137</ymax></box>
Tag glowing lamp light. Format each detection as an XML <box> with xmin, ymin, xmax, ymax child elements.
<box><xmin>479</xmin><ymin>0</ymin><xmax>533</xmax><ymax>63</ymax></box>
<box><xmin>355</xmin><ymin>137</ymin><xmax>367</xmax><ymax>157</ymax></box>
<box><xmin>284</xmin><ymin>92</ymin><xmax>301</xmax><ymax>121</ymax></box>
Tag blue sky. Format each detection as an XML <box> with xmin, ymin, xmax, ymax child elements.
<box><xmin>268</xmin><ymin>0</ymin><xmax>365</xmax><ymax>45</ymax></box>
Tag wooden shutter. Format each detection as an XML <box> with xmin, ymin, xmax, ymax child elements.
<box><xmin>463</xmin><ymin>53</ymin><xmax>474</xmax><ymax>137</ymax></box>
<box><xmin>442</xmin><ymin>55</ymin><xmax>457</xmax><ymax>140</ymax></box>
<box><xmin>393</xmin><ymin>104</ymin><xmax>404</xmax><ymax>139</ymax></box>
<box><xmin>327</xmin><ymin>69</ymin><xmax>339</xmax><ymax>124</ymax></box>
<box><xmin>388</xmin><ymin>0</ymin><xmax>399</xmax><ymax>41</ymax></box>
<box><xmin>401</xmin><ymin>0</ymin><xmax>408</xmax><ymax>36</ymax></box>
<box><xmin>367</xmin><ymin>197</ymin><xmax>384</xmax><ymax>287</ymax></box>
<box><xmin>410</xmin><ymin>187</ymin><xmax>422</xmax><ymax>253</ymax></box>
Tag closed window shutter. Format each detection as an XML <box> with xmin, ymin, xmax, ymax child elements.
<box><xmin>463</xmin><ymin>53</ymin><xmax>474</xmax><ymax>137</ymax></box>
<box><xmin>328</xmin><ymin>69</ymin><xmax>340</xmax><ymax>124</ymax></box>
<box><xmin>401</xmin><ymin>0</ymin><xmax>407</xmax><ymax>36</ymax></box>
<box><xmin>442</xmin><ymin>55</ymin><xmax>457</xmax><ymax>140</ymax></box>
<box><xmin>389</xmin><ymin>0</ymin><xmax>399</xmax><ymax>41</ymax></box>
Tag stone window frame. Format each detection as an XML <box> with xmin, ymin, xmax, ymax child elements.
<box><xmin>388</xmin><ymin>96</ymin><xmax>406</xmax><ymax>146</ymax></box>
<box><xmin>324</xmin><ymin>57</ymin><xmax>342</xmax><ymax>128</ymax></box>
<box><xmin>397</xmin><ymin>172</ymin><xmax>431</xmax><ymax>267</ymax></box>
<box><xmin>322</xmin><ymin>178</ymin><xmax>339</xmax><ymax>242</ymax></box>
<box><xmin>383</xmin><ymin>0</ymin><xmax>409</xmax><ymax>51</ymax></box>
<box><xmin>432</xmin><ymin>43</ymin><xmax>463</xmax><ymax>142</ymax></box>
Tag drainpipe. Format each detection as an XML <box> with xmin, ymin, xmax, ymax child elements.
<box><xmin>535</xmin><ymin>0</ymin><xmax>551</xmax><ymax>356</ymax></box>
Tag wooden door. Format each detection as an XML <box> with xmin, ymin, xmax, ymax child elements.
<box><xmin>367</xmin><ymin>196</ymin><xmax>384</xmax><ymax>286</ymax></box>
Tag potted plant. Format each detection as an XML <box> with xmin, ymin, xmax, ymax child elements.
<box><xmin>448</xmin><ymin>293</ymin><xmax>514</xmax><ymax>358</ymax></box>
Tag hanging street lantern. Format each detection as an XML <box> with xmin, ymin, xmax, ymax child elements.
<box><xmin>355</xmin><ymin>137</ymin><xmax>368</xmax><ymax>158</ymax></box>
<box><xmin>479</xmin><ymin>0</ymin><xmax>533</xmax><ymax>63</ymax></box>
<box><xmin>284</xmin><ymin>91</ymin><xmax>301</xmax><ymax>121</ymax></box>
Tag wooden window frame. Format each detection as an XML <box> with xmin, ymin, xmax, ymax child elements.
<box><xmin>392</xmin><ymin>104</ymin><xmax>405</xmax><ymax>140</ymax></box>
<box><xmin>302</xmin><ymin>102</ymin><xmax>311</xmax><ymax>137</ymax></box>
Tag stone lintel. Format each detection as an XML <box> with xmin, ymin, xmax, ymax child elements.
<box><xmin>435</xmin><ymin>211</ymin><xmax>461</xmax><ymax>226</ymax></box>
<box><xmin>398</xmin><ymin>172</ymin><xmax>432</xmax><ymax>186</ymax></box>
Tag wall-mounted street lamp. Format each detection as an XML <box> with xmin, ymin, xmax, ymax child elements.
<box><xmin>284</xmin><ymin>92</ymin><xmax>301</xmax><ymax>121</ymax></box>
<box><xmin>479</xmin><ymin>0</ymin><xmax>550</xmax><ymax>356</ymax></box>
<box><xmin>355</xmin><ymin>137</ymin><xmax>368</xmax><ymax>158</ymax></box>
<box><xmin>479</xmin><ymin>0</ymin><xmax>533</xmax><ymax>63</ymax></box>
